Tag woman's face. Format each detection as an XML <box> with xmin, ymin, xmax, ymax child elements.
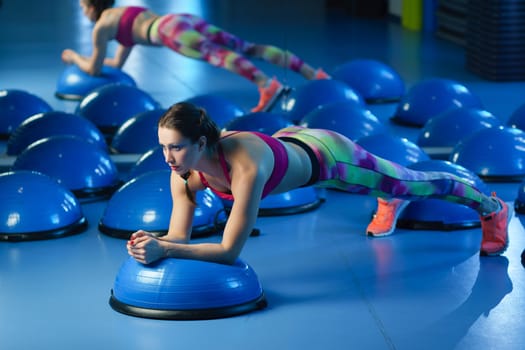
<box><xmin>158</xmin><ymin>127</ymin><xmax>204</xmax><ymax>175</ymax></box>
<box><xmin>79</xmin><ymin>0</ymin><xmax>97</xmax><ymax>22</ymax></box>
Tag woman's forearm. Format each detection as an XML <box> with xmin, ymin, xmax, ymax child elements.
<box><xmin>162</xmin><ymin>241</ymin><xmax>239</xmax><ymax>265</ymax></box>
<box><xmin>72</xmin><ymin>52</ymin><xmax>102</xmax><ymax>75</ymax></box>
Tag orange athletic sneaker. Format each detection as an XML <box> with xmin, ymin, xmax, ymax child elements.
<box><xmin>251</xmin><ymin>77</ymin><xmax>286</xmax><ymax>113</ymax></box>
<box><xmin>480</xmin><ymin>194</ymin><xmax>510</xmax><ymax>256</ymax></box>
<box><xmin>315</xmin><ymin>68</ymin><xmax>331</xmax><ymax>79</ymax></box>
<box><xmin>366</xmin><ymin>198</ymin><xmax>410</xmax><ymax>237</ymax></box>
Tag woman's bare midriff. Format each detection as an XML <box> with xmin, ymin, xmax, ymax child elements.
<box><xmin>131</xmin><ymin>10</ymin><xmax>161</xmax><ymax>45</ymax></box>
<box><xmin>270</xmin><ymin>141</ymin><xmax>313</xmax><ymax>194</ymax></box>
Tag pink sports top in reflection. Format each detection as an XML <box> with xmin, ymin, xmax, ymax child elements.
<box><xmin>198</xmin><ymin>132</ymin><xmax>288</xmax><ymax>201</ymax></box>
<box><xmin>115</xmin><ymin>6</ymin><xmax>147</xmax><ymax>47</ymax></box>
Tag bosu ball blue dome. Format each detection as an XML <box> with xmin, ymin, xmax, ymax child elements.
<box><xmin>223</xmin><ymin>111</ymin><xmax>292</xmax><ymax>135</ymax></box>
<box><xmin>222</xmin><ymin>186</ymin><xmax>323</xmax><ymax>216</ymax></box>
<box><xmin>0</xmin><ymin>171</ymin><xmax>87</xmax><ymax>241</ymax></box>
<box><xmin>283</xmin><ymin>79</ymin><xmax>364</xmax><ymax>123</ymax></box>
<box><xmin>55</xmin><ymin>65</ymin><xmax>136</xmax><ymax>101</ymax></box>
<box><xmin>109</xmin><ymin>256</ymin><xmax>267</xmax><ymax>320</ymax></box>
<box><xmin>76</xmin><ymin>84</ymin><xmax>161</xmax><ymax>137</ymax></box>
<box><xmin>450</xmin><ymin>126</ymin><xmax>525</xmax><ymax>181</ymax></box>
<box><xmin>417</xmin><ymin>107</ymin><xmax>501</xmax><ymax>159</ymax></box>
<box><xmin>6</xmin><ymin>111</ymin><xmax>107</xmax><ymax>156</ymax></box>
<box><xmin>258</xmin><ymin>187</ymin><xmax>323</xmax><ymax>216</ymax></box>
<box><xmin>332</xmin><ymin>59</ymin><xmax>405</xmax><ymax>103</ymax></box>
<box><xmin>12</xmin><ymin>135</ymin><xmax>120</xmax><ymax>200</ymax></box>
<box><xmin>391</xmin><ymin>78</ymin><xmax>483</xmax><ymax>127</ymax></box>
<box><xmin>397</xmin><ymin>160</ymin><xmax>489</xmax><ymax>230</ymax></box>
<box><xmin>110</xmin><ymin>108</ymin><xmax>166</xmax><ymax>154</ymax></box>
<box><xmin>356</xmin><ymin>133</ymin><xmax>429</xmax><ymax>166</ymax></box>
<box><xmin>300</xmin><ymin>101</ymin><xmax>385</xmax><ymax>141</ymax></box>
<box><xmin>0</xmin><ymin>89</ymin><xmax>53</xmax><ymax>139</ymax></box>
<box><xmin>184</xmin><ymin>94</ymin><xmax>245</xmax><ymax>128</ymax></box>
<box><xmin>99</xmin><ymin>169</ymin><xmax>227</xmax><ymax>239</ymax></box>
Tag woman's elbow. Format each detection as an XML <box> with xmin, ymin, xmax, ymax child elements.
<box><xmin>219</xmin><ymin>245</ymin><xmax>242</xmax><ymax>265</ymax></box>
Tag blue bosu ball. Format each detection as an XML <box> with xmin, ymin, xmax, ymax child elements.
<box><xmin>76</xmin><ymin>84</ymin><xmax>161</xmax><ymax>136</ymax></box>
<box><xmin>332</xmin><ymin>59</ymin><xmax>405</xmax><ymax>103</ymax></box>
<box><xmin>450</xmin><ymin>126</ymin><xmax>525</xmax><ymax>181</ymax></box>
<box><xmin>283</xmin><ymin>79</ymin><xmax>364</xmax><ymax>123</ymax></box>
<box><xmin>300</xmin><ymin>101</ymin><xmax>386</xmax><ymax>141</ymax></box>
<box><xmin>223</xmin><ymin>111</ymin><xmax>292</xmax><ymax>135</ymax></box>
<box><xmin>391</xmin><ymin>78</ymin><xmax>483</xmax><ymax>127</ymax></box>
<box><xmin>110</xmin><ymin>108</ymin><xmax>166</xmax><ymax>154</ymax></box>
<box><xmin>126</xmin><ymin>146</ymin><xmax>165</xmax><ymax>181</ymax></box>
<box><xmin>222</xmin><ymin>186</ymin><xmax>323</xmax><ymax>216</ymax></box>
<box><xmin>12</xmin><ymin>135</ymin><xmax>120</xmax><ymax>199</ymax></box>
<box><xmin>6</xmin><ymin>111</ymin><xmax>107</xmax><ymax>156</ymax></box>
<box><xmin>397</xmin><ymin>160</ymin><xmax>489</xmax><ymax>230</ymax></box>
<box><xmin>0</xmin><ymin>89</ymin><xmax>53</xmax><ymax>138</ymax></box>
<box><xmin>417</xmin><ymin>107</ymin><xmax>501</xmax><ymax>159</ymax></box>
<box><xmin>99</xmin><ymin>169</ymin><xmax>227</xmax><ymax>239</ymax></box>
<box><xmin>356</xmin><ymin>133</ymin><xmax>430</xmax><ymax>166</ymax></box>
<box><xmin>55</xmin><ymin>65</ymin><xmax>136</xmax><ymax>101</ymax></box>
<box><xmin>184</xmin><ymin>94</ymin><xmax>245</xmax><ymax>128</ymax></box>
<box><xmin>109</xmin><ymin>257</ymin><xmax>267</xmax><ymax>320</ymax></box>
<box><xmin>0</xmin><ymin>171</ymin><xmax>87</xmax><ymax>241</ymax></box>
<box><xmin>258</xmin><ymin>187</ymin><xmax>323</xmax><ymax>216</ymax></box>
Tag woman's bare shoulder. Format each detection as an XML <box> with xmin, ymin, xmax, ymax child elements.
<box><xmin>98</xmin><ymin>7</ymin><xmax>124</xmax><ymax>25</ymax></box>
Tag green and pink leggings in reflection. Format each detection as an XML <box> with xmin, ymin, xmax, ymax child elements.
<box><xmin>150</xmin><ymin>13</ymin><xmax>305</xmax><ymax>83</ymax></box>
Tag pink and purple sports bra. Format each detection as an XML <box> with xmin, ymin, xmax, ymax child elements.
<box><xmin>115</xmin><ymin>6</ymin><xmax>147</xmax><ymax>47</ymax></box>
<box><xmin>198</xmin><ymin>132</ymin><xmax>288</xmax><ymax>201</ymax></box>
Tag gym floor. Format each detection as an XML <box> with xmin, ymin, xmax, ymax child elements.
<box><xmin>1</xmin><ymin>1</ymin><xmax>524</xmax><ymax>349</ymax></box>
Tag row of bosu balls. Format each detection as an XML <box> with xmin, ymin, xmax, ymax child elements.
<box><xmin>3</xmin><ymin>59</ymin><xmax>525</xmax><ymax>320</ymax></box>
<box><xmin>0</xmin><ymin>72</ymin><xmax>326</xmax><ymax>319</ymax></box>
<box><xmin>7</xmin><ymin>60</ymin><xmax>525</xmax><ymax>237</ymax></box>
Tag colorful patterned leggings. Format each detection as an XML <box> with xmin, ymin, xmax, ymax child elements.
<box><xmin>274</xmin><ymin>126</ymin><xmax>484</xmax><ymax>210</ymax></box>
<box><xmin>150</xmin><ymin>13</ymin><xmax>306</xmax><ymax>83</ymax></box>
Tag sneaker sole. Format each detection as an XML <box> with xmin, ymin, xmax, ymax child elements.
<box><xmin>480</xmin><ymin>201</ymin><xmax>512</xmax><ymax>256</ymax></box>
<box><xmin>261</xmin><ymin>86</ymin><xmax>290</xmax><ymax>112</ymax></box>
<box><xmin>367</xmin><ymin>200</ymin><xmax>410</xmax><ymax>237</ymax></box>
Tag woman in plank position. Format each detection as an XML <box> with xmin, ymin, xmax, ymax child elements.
<box><xmin>127</xmin><ymin>102</ymin><xmax>510</xmax><ymax>265</ymax></box>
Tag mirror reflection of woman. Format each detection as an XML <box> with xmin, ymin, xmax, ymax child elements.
<box><xmin>61</xmin><ymin>0</ymin><xmax>330</xmax><ymax>112</ymax></box>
